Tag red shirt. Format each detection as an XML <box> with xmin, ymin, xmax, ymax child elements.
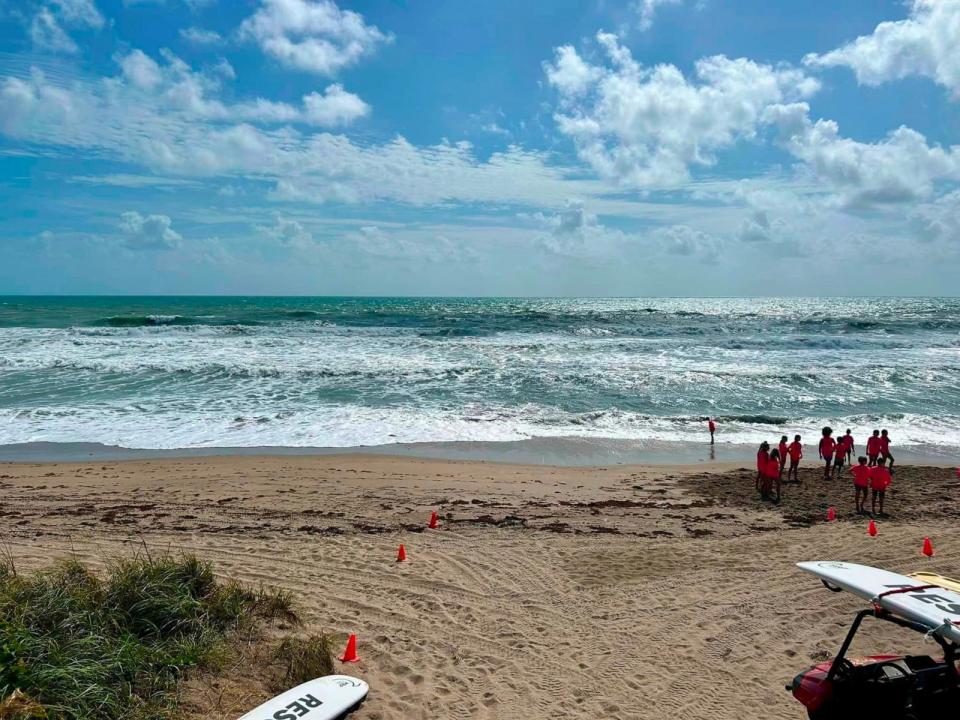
<box><xmin>778</xmin><ymin>441</ymin><xmax>787</xmax><ymax>458</ymax></box>
<box><xmin>787</xmin><ymin>441</ymin><xmax>802</xmax><ymax>460</ymax></box>
<box><xmin>819</xmin><ymin>437</ymin><xmax>836</xmax><ymax>458</ymax></box>
<box><xmin>764</xmin><ymin>458</ymin><xmax>781</xmax><ymax>478</ymax></box>
<box><xmin>866</xmin><ymin>436</ymin><xmax>880</xmax><ymax>456</ymax></box>
<box><xmin>870</xmin><ymin>466</ymin><xmax>892</xmax><ymax>491</ymax></box>
<box><xmin>878</xmin><ymin>436</ymin><xmax>890</xmax><ymax>453</ymax></box>
<box><xmin>757</xmin><ymin>450</ymin><xmax>768</xmax><ymax>470</ymax></box>
<box><xmin>841</xmin><ymin>436</ymin><xmax>853</xmax><ymax>452</ymax></box>
<box><xmin>708</xmin><ymin>420</ymin><xmax>716</xmax><ymax>432</ymax></box>
<box><xmin>851</xmin><ymin>465</ymin><xmax>871</xmax><ymax>488</ymax></box>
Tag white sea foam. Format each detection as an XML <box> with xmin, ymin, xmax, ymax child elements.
<box><xmin>1</xmin><ymin>403</ymin><xmax>958</xmax><ymax>452</ymax></box>
<box><xmin>2</xmin><ymin>297</ymin><xmax>960</xmax><ymax>453</ymax></box>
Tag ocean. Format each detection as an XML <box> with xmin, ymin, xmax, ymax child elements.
<box><xmin>1</xmin><ymin>296</ymin><xmax>959</xmax><ymax>461</ymax></box>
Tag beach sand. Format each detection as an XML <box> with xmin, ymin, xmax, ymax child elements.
<box><xmin>1</xmin><ymin>455</ymin><xmax>958</xmax><ymax>719</ymax></box>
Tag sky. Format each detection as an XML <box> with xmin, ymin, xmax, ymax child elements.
<box><xmin>0</xmin><ymin>0</ymin><xmax>958</xmax><ymax>295</ymax></box>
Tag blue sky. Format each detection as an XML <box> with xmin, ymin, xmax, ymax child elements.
<box><xmin>1</xmin><ymin>0</ymin><xmax>958</xmax><ymax>295</ymax></box>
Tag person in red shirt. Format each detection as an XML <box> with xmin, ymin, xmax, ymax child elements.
<box><xmin>762</xmin><ymin>449</ymin><xmax>782</xmax><ymax>502</ymax></box>
<box><xmin>778</xmin><ymin>435</ymin><xmax>788</xmax><ymax>473</ymax></box>
<box><xmin>818</xmin><ymin>427</ymin><xmax>836</xmax><ymax>480</ymax></box>
<box><xmin>786</xmin><ymin>434</ymin><xmax>802</xmax><ymax>483</ymax></box>
<box><xmin>878</xmin><ymin>429</ymin><xmax>894</xmax><ymax>471</ymax></box>
<box><xmin>866</xmin><ymin>429</ymin><xmax>881</xmax><ymax>466</ymax></box>
<box><xmin>708</xmin><ymin>417</ymin><xmax>716</xmax><ymax>445</ymax></box>
<box><xmin>756</xmin><ymin>441</ymin><xmax>769</xmax><ymax>492</ymax></box>
<box><xmin>870</xmin><ymin>457</ymin><xmax>892</xmax><ymax>516</ymax></box>
<box><xmin>850</xmin><ymin>456</ymin><xmax>871</xmax><ymax>515</ymax></box>
<box><xmin>842</xmin><ymin>429</ymin><xmax>855</xmax><ymax>462</ymax></box>
<box><xmin>832</xmin><ymin>433</ymin><xmax>851</xmax><ymax>479</ymax></box>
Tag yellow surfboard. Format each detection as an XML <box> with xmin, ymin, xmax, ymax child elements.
<box><xmin>909</xmin><ymin>571</ymin><xmax>960</xmax><ymax>594</ymax></box>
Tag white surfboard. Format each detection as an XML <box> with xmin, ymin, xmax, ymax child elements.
<box><xmin>798</xmin><ymin>561</ymin><xmax>960</xmax><ymax>645</ymax></box>
<box><xmin>238</xmin><ymin>675</ymin><xmax>368</xmax><ymax>720</ymax></box>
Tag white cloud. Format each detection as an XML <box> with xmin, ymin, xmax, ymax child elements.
<box><xmin>526</xmin><ymin>200</ymin><xmax>720</xmax><ymax>262</ymax></box>
<box><xmin>910</xmin><ymin>189</ymin><xmax>960</xmax><ymax>244</ymax></box>
<box><xmin>218</xmin><ymin>183</ymin><xmax>244</xmax><ymax>196</ymax></box>
<box><xmin>481</xmin><ymin>122</ymin><xmax>510</xmax><ymax>136</ymax></box>
<box><xmin>180</xmin><ymin>27</ymin><xmax>224</xmax><ymax>45</ymax></box>
<box><xmin>29</xmin><ymin>0</ymin><xmax>103</xmax><ymax>54</ymax></box>
<box><xmin>239</xmin><ymin>0</ymin><xmax>390</xmax><ymax>76</ymax></box>
<box><xmin>0</xmin><ymin>71</ymin><xmax>82</xmax><ymax>136</ymax></box>
<box><xmin>544</xmin><ymin>33</ymin><xmax>819</xmax><ymax>187</ymax></box>
<box><xmin>119</xmin><ymin>211</ymin><xmax>182</xmax><ymax>250</ymax></box>
<box><xmin>0</xmin><ymin>56</ymin><xmax>645</xmax><ymax>210</ymax></box>
<box><xmin>346</xmin><ymin>225</ymin><xmax>478</xmax><ymax>263</ymax></box>
<box><xmin>119</xmin><ymin>49</ymin><xmax>163</xmax><ymax>89</ymax></box>
<box><xmin>804</xmin><ymin>0</ymin><xmax>960</xmax><ymax>98</ymax></box>
<box><xmin>529</xmin><ymin>200</ymin><xmax>628</xmax><ymax>258</ymax></box>
<box><xmin>303</xmin><ymin>84</ymin><xmax>369</xmax><ymax>126</ymax></box>
<box><xmin>85</xmin><ymin>49</ymin><xmax>366</xmax><ymax>127</ymax></box>
<box><xmin>635</xmin><ymin>0</ymin><xmax>684</xmax><ymax>31</ymax></box>
<box><xmin>257</xmin><ymin>214</ymin><xmax>313</xmax><ymax>247</ymax></box>
<box><xmin>738</xmin><ymin>209</ymin><xmax>776</xmax><ymax>243</ymax></box>
<box><xmin>764</xmin><ymin>101</ymin><xmax>960</xmax><ymax>207</ymax></box>
<box><xmin>651</xmin><ymin>224</ymin><xmax>720</xmax><ymax>261</ymax></box>
<box><xmin>734</xmin><ymin>208</ymin><xmax>806</xmax><ymax>253</ymax></box>
<box><xmin>31</xmin><ymin>9</ymin><xmax>79</xmax><ymax>54</ymax></box>
<box><xmin>543</xmin><ymin>46</ymin><xmax>601</xmax><ymax>97</ymax></box>
<box><xmin>212</xmin><ymin>58</ymin><xmax>236</xmax><ymax>80</ymax></box>
<box><xmin>53</xmin><ymin>0</ymin><xmax>104</xmax><ymax>28</ymax></box>
<box><xmin>70</xmin><ymin>173</ymin><xmax>202</xmax><ymax>188</ymax></box>
<box><xmin>266</xmin><ymin>139</ymin><xmax>601</xmax><ymax>207</ymax></box>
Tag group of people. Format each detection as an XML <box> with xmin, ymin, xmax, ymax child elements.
<box><xmin>749</xmin><ymin>425</ymin><xmax>895</xmax><ymax>515</ymax></box>
<box><xmin>815</xmin><ymin>426</ymin><xmax>895</xmax><ymax>517</ymax></box>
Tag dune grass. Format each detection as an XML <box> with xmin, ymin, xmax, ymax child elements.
<box><xmin>273</xmin><ymin>635</ymin><xmax>335</xmax><ymax>690</ymax></box>
<box><xmin>0</xmin><ymin>551</ymin><xmax>299</xmax><ymax>719</ymax></box>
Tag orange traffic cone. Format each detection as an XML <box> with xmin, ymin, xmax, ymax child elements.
<box><xmin>396</xmin><ymin>544</ymin><xmax>407</xmax><ymax>562</ymax></box>
<box><xmin>868</xmin><ymin>519</ymin><xmax>878</xmax><ymax>536</ymax></box>
<box><xmin>339</xmin><ymin>634</ymin><xmax>359</xmax><ymax>663</ymax></box>
<box><xmin>428</xmin><ymin>510</ymin><xmax>439</xmax><ymax>529</ymax></box>
<box><xmin>922</xmin><ymin>537</ymin><xmax>934</xmax><ymax>557</ymax></box>
<box><xmin>826</xmin><ymin>507</ymin><xmax>836</xmax><ymax>522</ymax></box>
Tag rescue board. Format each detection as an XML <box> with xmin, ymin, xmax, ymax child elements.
<box><xmin>910</xmin><ymin>571</ymin><xmax>960</xmax><ymax>594</ymax></box>
<box><xmin>797</xmin><ymin>561</ymin><xmax>960</xmax><ymax>645</ymax></box>
<box><xmin>238</xmin><ymin>675</ymin><xmax>368</xmax><ymax>720</ymax></box>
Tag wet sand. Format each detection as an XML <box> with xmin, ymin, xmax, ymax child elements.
<box><xmin>1</xmin><ymin>455</ymin><xmax>958</xmax><ymax>719</ymax></box>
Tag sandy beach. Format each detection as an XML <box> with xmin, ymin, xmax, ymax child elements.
<box><xmin>2</xmin><ymin>454</ymin><xmax>958</xmax><ymax>719</ymax></box>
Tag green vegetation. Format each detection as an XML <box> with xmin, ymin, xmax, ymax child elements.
<box><xmin>274</xmin><ymin>635</ymin><xmax>335</xmax><ymax>690</ymax></box>
<box><xmin>0</xmin><ymin>552</ymin><xmax>301</xmax><ymax>719</ymax></box>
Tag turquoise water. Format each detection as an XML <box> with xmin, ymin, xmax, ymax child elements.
<box><xmin>1</xmin><ymin>296</ymin><xmax>959</xmax><ymax>454</ymax></box>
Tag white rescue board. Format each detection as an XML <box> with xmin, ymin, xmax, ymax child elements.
<box><xmin>238</xmin><ymin>675</ymin><xmax>368</xmax><ymax>720</ymax></box>
<box><xmin>798</xmin><ymin>561</ymin><xmax>960</xmax><ymax>645</ymax></box>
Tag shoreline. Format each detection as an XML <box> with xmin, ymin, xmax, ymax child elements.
<box><xmin>2</xmin><ymin>436</ymin><xmax>958</xmax><ymax>466</ymax></box>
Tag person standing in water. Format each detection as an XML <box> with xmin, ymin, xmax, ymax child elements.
<box><xmin>708</xmin><ymin>417</ymin><xmax>716</xmax><ymax>445</ymax></box>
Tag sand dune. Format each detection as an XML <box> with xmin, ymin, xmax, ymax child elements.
<box><xmin>2</xmin><ymin>456</ymin><xmax>958</xmax><ymax>719</ymax></box>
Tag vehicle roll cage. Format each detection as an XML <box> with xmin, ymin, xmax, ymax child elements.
<box><xmin>827</xmin><ymin>608</ymin><xmax>959</xmax><ymax>683</ymax></box>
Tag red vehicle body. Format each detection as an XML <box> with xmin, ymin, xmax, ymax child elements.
<box><xmin>788</xmin><ymin>609</ymin><xmax>959</xmax><ymax>719</ymax></box>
